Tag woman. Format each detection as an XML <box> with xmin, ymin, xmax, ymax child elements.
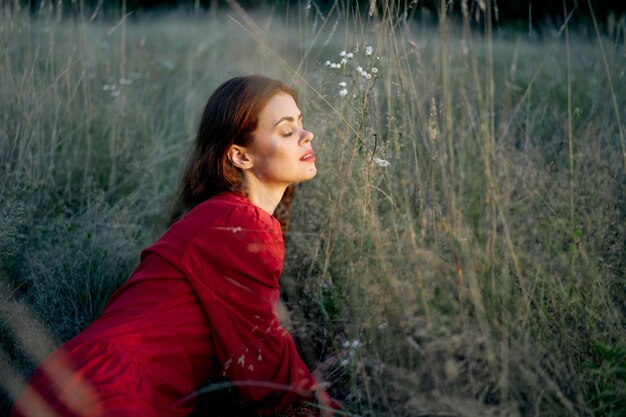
<box><xmin>11</xmin><ymin>75</ymin><xmax>341</xmax><ymax>417</ymax></box>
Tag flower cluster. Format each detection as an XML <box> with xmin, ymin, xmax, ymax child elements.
<box><xmin>102</xmin><ymin>78</ymin><xmax>134</xmax><ymax>98</ymax></box>
<box><xmin>355</xmin><ymin>65</ymin><xmax>378</xmax><ymax>79</ymax></box>
<box><xmin>340</xmin><ymin>339</ymin><xmax>362</xmax><ymax>366</ymax></box>
<box><xmin>324</xmin><ymin>45</ymin><xmax>380</xmax><ymax>97</ymax></box>
<box><xmin>101</xmin><ymin>84</ymin><xmax>120</xmax><ymax>97</ymax></box>
<box><xmin>324</xmin><ymin>49</ymin><xmax>355</xmax><ymax>69</ymax></box>
<box><xmin>325</xmin><ymin>46</ymin><xmax>376</xmax><ymax>71</ymax></box>
<box><xmin>338</xmin><ymin>81</ymin><xmax>348</xmax><ymax>97</ymax></box>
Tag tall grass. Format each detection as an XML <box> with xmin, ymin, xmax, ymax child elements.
<box><xmin>1</xmin><ymin>1</ymin><xmax>625</xmax><ymax>416</ymax></box>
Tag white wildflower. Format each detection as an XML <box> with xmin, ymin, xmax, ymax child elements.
<box><xmin>346</xmin><ymin>52</ymin><xmax>353</xmax><ymax>59</ymax></box>
<box><xmin>339</xmin><ymin>81</ymin><xmax>347</xmax><ymax>87</ymax></box>
<box><xmin>339</xmin><ymin>50</ymin><xmax>346</xmax><ymax>57</ymax></box>
<box><xmin>340</xmin><ymin>58</ymin><xmax>347</xmax><ymax>65</ymax></box>
<box><xmin>102</xmin><ymin>85</ymin><xmax>111</xmax><ymax>91</ymax></box>
<box><xmin>351</xmin><ymin>340</ymin><xmax>361</xmax><ymax>349</ymax></box>
<box><xmin>365</xmin><ymin>46</ymin><xmax>373</xmax><ymax>56</ymax></box>
<box><xmin>119</xmin><ymin>77</ymin><xmax>132</xmax><ymax>85</ymax></box>
<box><xmin>365</xmin><ymin>73</ymin><xmax>372</xmax><ymax>79</ymax></box>
<box><xmin>356</xmin><ymin>66</ymin><xmax>363</xmax><ymax>73</ymax></box>
<box><xmin>371</xmin><ymin>67</ymin><xmax>378</xmax><ymax>74</ymax></box>
<box><xmin>374</xmin><ymin>157</ymin><xmax>390</xmax><ymax>168</ymax></box>
<box><xmin>339</xmin><ymin>88</ymin><xmax>348</xmax><ymax>97</ymax></box>
<box><xmin>342</xmin><ymin>340</ymin><xmax>351</xmax><ymax>349</ymax></box>
<box><xmin>325</xmin><ymin>60</ymin><xmax>331</xmax><ymax>66</ymax></box>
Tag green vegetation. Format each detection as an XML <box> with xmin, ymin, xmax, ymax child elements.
<box><xmin>1</xmin><ymin>2</ymin><xmax>625</xmax><ymax>416</ymax></box>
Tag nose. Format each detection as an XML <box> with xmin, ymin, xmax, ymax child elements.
<box><xmin>299</xmin><ymin>128</ymin><xmax>314</xmax><ymax>144</ymax></box>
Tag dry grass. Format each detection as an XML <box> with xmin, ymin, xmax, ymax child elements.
<box><xmin>1</xmin><ymin>1</ymin><xmax>625</xmax><ymax>416</ymax></box>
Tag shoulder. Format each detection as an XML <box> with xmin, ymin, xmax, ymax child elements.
<box><xmin>183</xmin><ymin>192</ymin><xmax>281</xmax><ymax>236</ymax></box>
<box><xmin>180</xmin><ymin>193</ymin><xmax>285</xmax><ymax>286</ymax></box>
<box><xmin>169</xmin><ymin>192</ymin><xmax>283</xmax><ymax>254</ymax></box>
<box><xmin>143</xmin><ymin>192</ymin><xmax>282</xmax><ymax>265</ymax></box>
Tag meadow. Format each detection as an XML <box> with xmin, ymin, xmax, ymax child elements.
<box><xmin>1</xmin><ymin>1</ymin><xmax>625</xmax><ymax>416</ymax></box>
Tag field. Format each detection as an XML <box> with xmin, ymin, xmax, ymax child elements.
<box><xmin>1</xmin><ymin>1</ymin><xmax>625</xmax><ymax>416</ymax></box>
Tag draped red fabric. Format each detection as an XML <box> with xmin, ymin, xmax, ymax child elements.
<box><xmin>11</xmin><ymin>191</ymin><xmax>340</xmax><ymax>417</ymax></box>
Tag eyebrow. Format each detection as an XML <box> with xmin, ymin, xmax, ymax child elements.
<box><xmin>274</xmin><ymin>113</ymin><xmax>302</xmax><ymax>126</ymax></box>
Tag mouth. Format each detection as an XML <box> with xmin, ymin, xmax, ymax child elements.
<box><xmin>299</xmin><ymin>151</ymin><xmax>316</xmax><ymax>162</ymax></box>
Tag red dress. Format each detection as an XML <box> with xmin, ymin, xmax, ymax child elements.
<box><xmin>11</xmin><ymin>191</ymin><xmax>339</xmax><ymax>417</ymax></box>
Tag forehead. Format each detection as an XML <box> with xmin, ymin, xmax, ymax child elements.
<box><xmin>257</xmin><ymin>93</ymin><xmax>300</xmax><ymax>125</ymax></box>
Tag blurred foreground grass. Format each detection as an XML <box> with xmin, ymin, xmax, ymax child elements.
<box><xmin>1</xmin><ymin>2</ymin><xmax>625</xmax><ymax>416</ymax></box>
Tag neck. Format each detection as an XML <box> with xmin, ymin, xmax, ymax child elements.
<box><xmin>240</xmin><ymin>178</ymin><xmax>287</xmax><ymax>215</ymax></box>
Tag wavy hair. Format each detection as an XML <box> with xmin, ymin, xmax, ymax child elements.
<box><xmin>169</xmin><ymin>75</ymin><xmax>298</xmax><ymax>227</ymax></box>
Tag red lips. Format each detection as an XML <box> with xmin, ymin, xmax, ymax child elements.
<box><xmin>299</xmin><ymin>151</ymin><xmax>315</xmax><ymax>162</ymax></box>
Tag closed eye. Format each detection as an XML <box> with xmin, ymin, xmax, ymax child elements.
<box><xmin>277</xmin><ymin>114</ymin><xmax>302</xmax><ymax>137</ymax></box>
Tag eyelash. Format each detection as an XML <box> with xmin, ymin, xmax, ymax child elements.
<box><xmin>281</xmin><ymin>120</ymin><xmax>302</xmax><ymax>137</ymax></box>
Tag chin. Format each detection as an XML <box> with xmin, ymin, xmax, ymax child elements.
<box><xmin>305</xmin><ymin>167</ymin><xmax>317</xmax><ymax>180</ymax></box>
<box><xmin>294</xmin><ymin>172</ymin><xmax>316</xmax><ymax>184</ymax></box>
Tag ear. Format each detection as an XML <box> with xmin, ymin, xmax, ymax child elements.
<box><xmin>227</xmin><ymin>144</ymin><xmax>254</xmax><ymax>170</ymax></box>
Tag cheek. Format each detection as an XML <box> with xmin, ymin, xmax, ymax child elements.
<box><xmin>251</xmin><ymin>137</ymin><xmax>286</xmax><ymax>174</ymax></box>
<box><xmin>255</xmin><ymin>140</ymin><xmax>280</xmax><ymax>165</ymax></box>
<box><xmin>250</xmin><ymin>135</ymin><xmax>276</xmax><ymax>160</ymax></box>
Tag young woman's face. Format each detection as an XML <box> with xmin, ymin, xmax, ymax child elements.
<box><xmin>245</xmin><ymin>92</ymin><xmax>316</xmax><ymax>187</ymax></box>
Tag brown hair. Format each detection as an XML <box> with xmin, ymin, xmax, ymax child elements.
<box><xmin>169</xmin><ymin>75</ymin><xmax>298</xmax><ymax>226</ymax></box>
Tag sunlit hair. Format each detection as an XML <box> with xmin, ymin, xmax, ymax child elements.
<box><xmin>169</xmin><ymin>75</ymin><xmax>298</xmax><ymax>225</ymax></box>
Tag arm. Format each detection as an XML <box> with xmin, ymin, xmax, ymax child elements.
<box><xmin>181</xmin><ymin>205</ymin><xmax>339</xmax><ymax>415</ymax></box>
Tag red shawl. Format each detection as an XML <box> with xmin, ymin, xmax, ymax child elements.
<box><xmin>11</xmin><ymin>192</ymin><xmax>340</xmax><ymax>417</ymax></box>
